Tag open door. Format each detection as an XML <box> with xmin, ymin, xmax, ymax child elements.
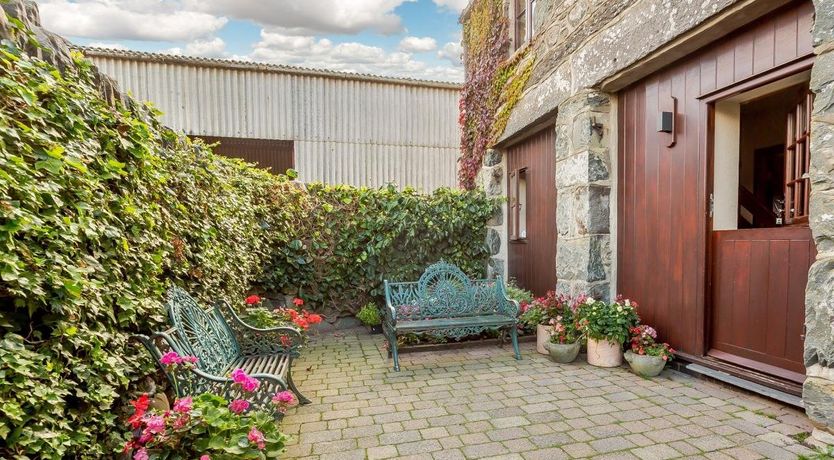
<box><xmin>708</xmin><ymin>78</ymin><xmax>815</xmax><ymax>383</ymax></box>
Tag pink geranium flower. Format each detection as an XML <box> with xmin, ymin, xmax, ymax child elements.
<box><xmin>133</xmin><ymin>448</ymin><xmax>149</xmax><ymax>460</ymax></box>
<box><xmin>159</xmin><ymin>351</ymin><xmax>182</xmax><ymax>365</ymax></box>
<box><xmin>230</xmin><ymin>368</ymin><xmax>260</xmax><ymax>392</ymax></box>
<box><xmin>143</xmin><ymin>414</ymin><xmax>165</xmax><ymax>434</ymax></box>
<box><xmin>273</xmin><ymin>391</ymin><xmax>294</xmax><ymax>404</ymax></box>
<box><xmin>229</xmin><ymin>399</ymin><xmax>250</xmax><ymax>414</ymax></box>
<box><xmin>173</xmin><ymin>396</ymin><xmax>192</xmax><ymax>413</ymax></box>
<box><xmin>200</xmin><ymin>456</ymin><xmax>211</xmax><ymax>460</ymax></box>
<box><xmin>248</xmin><ymin>426</ymin><xmax>266</xmax><ymax>450</ymax></box>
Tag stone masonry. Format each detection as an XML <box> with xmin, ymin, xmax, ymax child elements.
<box><xmin>554</xmin><ymin>91</ymin><xmax>612</xmax><ymax>301</ymax></box>
<box><xmin>803</xmin><ymin>0</ymin><xmax>834</xmax><ymax>445</ymax></box>
<box><xmin>480</xmin><ymin>149</ymin><xmax>508</xmax><ymax>280</ymax></box>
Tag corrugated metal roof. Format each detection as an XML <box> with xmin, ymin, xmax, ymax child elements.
<box><xmin>78</xmin><ymin>47</ymin><xmax>463</xmax><ymax>90</ymax></box>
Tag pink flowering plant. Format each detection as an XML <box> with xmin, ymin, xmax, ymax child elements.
<box><xmin>121</xmin><ymin>358</ymin><xmax>292</xmax><ymax>458</ymax></box>
<box><xmin>122</xmin><ymin>392</ymin><xmax>286</xmax><ymax>459</ymax></box>
<box><xmin>519</xmin><ymin>291</ymin><xmax>573</xmax><ymax>333</ymax></box>
<box><xmin>629</xmin><ymin>325</ymin><xmax>675</xmax><ymax>361</ymax></box>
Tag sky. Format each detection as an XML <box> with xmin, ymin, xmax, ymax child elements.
<box><xmin>36</xmin><ymin>0</ymin><xmax>468</xmax><ymax>82</ymax></box>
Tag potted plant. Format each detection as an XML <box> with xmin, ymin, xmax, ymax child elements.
<box><xmin>544</xmin><ymin>310</ymin><xmax>582</xmax><ymax>363</ymax></box>
<box><xmin>357</xmin><ymin>303</ymin><xmax>383</xmax><ymax>334</ymax></box>
<box><xmin>624</xmin><ymin>325</ymin><xmax>675</xmax><ymax>377</ymax></box>
<box><xmin>520</xmin><ymin>291</ymin><xmax>571</xmax><ymax>354</ymax></box>
<box><xmin>576</xmin><ymin>297</ymin><xmax>639</xmax><ymax>367</ymax></box>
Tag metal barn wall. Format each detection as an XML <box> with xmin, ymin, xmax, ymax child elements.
<box><xmin>86</xmin><ymin>51</ymin><xmax>461</xmax><ymax>191</ymax></box>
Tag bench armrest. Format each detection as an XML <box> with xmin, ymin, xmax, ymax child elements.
<box><xmin>218</xmin><ymin>301</ymin><xmax>304</xmax><ymax>356</ymax></box>
<box><xmin>383</xmin><ymin>280</ymin><xmax>397</xmax><ymax>327</ymax></box>
<box><xmin>496</xmin><ymin>276</ymin><xmax>520</xmax><ymax>318</ymax></box>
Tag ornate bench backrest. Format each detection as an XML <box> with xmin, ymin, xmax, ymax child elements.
<box><xmin>415</xmin><ymin>262</ymin><xmax>476</xmax><ymax>318</ymax></box>
<box><xmin>166</xmin><ymin>287</ymin><xmax>241</xmax><ymax>376</ymax></box>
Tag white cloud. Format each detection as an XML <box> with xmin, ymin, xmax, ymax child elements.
<box><xmin>433</xmin><ymin>0</ymin><xmax>470</xmax><ymax>13</ymax></box>
<box><xmin>249</xmin><ymin>29</ymin><xmax>462</xmax><ymax>82</ymax></box>
<box><xmin>87</xmin><ymin>42</ymin><xmax>129</xmax><ymax>50</ymax></box>
<box><xmin>437</xmin><ymin>41</ymin><xmax>463</xmax><ymax>64</ymax></box>
<box><xmin>38</xmin><ymin>0</ymin><xmax>227</xmax><ymax>41</ymax></box>
<box><xmin>184</xmin><ymin>37</ymin><xmax>227</xmax><ymax>58</ymax></box>
<box><xmin>399</xmin><ymin>36</ymin><xmax>437</xmax><ymax>53</ymax></box>
<box><xmin>185</xmin><ymin>0</ymin><xmax>412</xmax><ymax>35</ymax></box>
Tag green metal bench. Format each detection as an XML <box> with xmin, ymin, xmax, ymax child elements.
<box><xmin>135</xmin><ymin>287</ymin><xmax>311</xmax><ymax>415</ymax></box>
<box><xmin>383</xmin><ymin>261</ymin><xmax>521</xmax><ymax>371</ymax></box>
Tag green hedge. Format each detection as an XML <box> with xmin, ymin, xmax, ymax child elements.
<box><xmin>0</xmin><ymin>29</ymin><xmax>497</xmax><ymax>458</ymax></box>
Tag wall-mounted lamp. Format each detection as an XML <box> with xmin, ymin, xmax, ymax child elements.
<box><xmin>657</xmin><ymin>96</ymin><xmax>677</xmax><ymax>148</ymax></box>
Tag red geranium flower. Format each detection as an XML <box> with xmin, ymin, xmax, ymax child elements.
<box><xmin>292</xmin><ymin>298</ymin><xmax>304</xmax><ymax>306</ymax></box>
<box><xmin>306</xmin><ymin>313</ymin><xmax>323</xmax><ymax>325</ymax></box>
<box><xmin>245</xmin><ymin>295</ymin><xmax>261</xmax><ymax>305</ymax></box>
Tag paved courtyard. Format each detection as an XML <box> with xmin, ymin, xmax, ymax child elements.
<box><xmin>282</xmin><ymin>329</ymin><xmax>821</xmax><ymax>459</ymax></box>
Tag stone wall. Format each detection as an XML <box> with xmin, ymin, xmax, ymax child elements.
<box><xmin>804</xmin><ymin>0</ymin><xmax>834</xmax><ymax>445</ymax></box>
<box><xmin>554</xmin><ymin>91</ymin><xmax>613</xmax><ymax>300</ymax></box>
<box><xmin>480</xmin><ymin>149</ymin><xmax>508</xmax><ymax>280</ymax></box>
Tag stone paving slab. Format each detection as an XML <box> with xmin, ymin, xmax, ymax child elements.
<box><xmin>280</xmin><ymin>329</ymin><xmax>822</xmax><ymax>459</ymax></box>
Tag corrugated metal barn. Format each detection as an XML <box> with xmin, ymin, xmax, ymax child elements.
<box><xmin>82</xmin><ymin>48</ymin><xmax>462</xmax><ymax>191</ymax></box>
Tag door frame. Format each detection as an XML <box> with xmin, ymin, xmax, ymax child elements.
<box><xmin>700</xmin><ymin>56</ymin><xmax>815</xmax><ymax>364</ymax></box>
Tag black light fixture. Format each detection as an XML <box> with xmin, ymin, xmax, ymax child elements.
<box><xmin>658</xmin><ymin>111</ymin><xmax>674</xmax><ymax>133</ymax></box>
<box><xmin>658</xmin><ymin>96</ymin><xmax>677</xmax><ymax>148</ymax></box>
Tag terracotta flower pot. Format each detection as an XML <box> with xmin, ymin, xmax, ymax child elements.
<box><xmin>624</xmin><ymin>350</ymin><xmax>667</xmax><ymax>377</ymax></box>
<box><xmin>536</xmin><ymin>325</ymin><xmax>554</xmax><ymax>354</ymax></box>
<box><xmin>586</xmin><ymin>338</ymin><xmax>623</xmax><ymax>367</ymax></box>
<box><xmin>545</xmin><ymin>341</ymin><xmax>580</xmax><ymax>363</ymax></box>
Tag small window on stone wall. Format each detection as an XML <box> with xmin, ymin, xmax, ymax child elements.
<box><xmin>512</xmin><ymin>0</ymin><xmax>537</xmax><ymax>50</ymax></box>
<box><xmin>509</xmin><ymin>168</ymin><xmax>528</xmax><ymax>240</ymax></box>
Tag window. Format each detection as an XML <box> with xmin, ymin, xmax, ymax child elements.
<box><xmin>784</xmin><ymin>91</ymin><xmax>813</xmax><ymax>225</ymax></box>
<box><xmin>512</xmin><ymin>0</ymin><xmax>537</xmax><ymax>50</ymax></box>
<box><xmin>510</xmin><ymin>168</ymin><xmax>528</xmax><ymax>240</ymax></box>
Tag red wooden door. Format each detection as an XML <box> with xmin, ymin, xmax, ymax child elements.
<box><xmin>507</xmin><ymin>127</ymin><xmax>557</xmax><ymax>296</ymax></box>
<box><xmin>709</xmin><ymin>228</ymin><xmax>814</xmax><ymax>382</ymax></box>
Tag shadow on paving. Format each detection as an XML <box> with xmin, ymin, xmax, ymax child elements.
<box><xmin>280</xmin><ymin>328</ymin><xmax>818</xmax><ymax>459</ymax></box>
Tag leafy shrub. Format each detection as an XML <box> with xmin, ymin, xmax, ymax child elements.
<box><xmin>261</xmin><ymin>184</ymin><xmax>499</xmax><ymax>317</ymax></box>
<box><xmin>356</xmin><ymin>303</ymin><xmax>382</xmax><ymax>326</ymax></box>
<box><xmin>0</xmin><ymin>21</ymin><xmax>497</xmax><ymax>458</ymax></box>
<box><xmin>576</xmin><ymin>298</ymin><xmax>640</xmax><ymax>345</ymax></box>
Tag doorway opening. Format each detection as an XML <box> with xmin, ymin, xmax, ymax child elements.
<box><xmin>709</xmin><ymin>71</ymin><xmax>815</xmax><ymax>383</ymax></box>
<box><xmin>712</xmin><ymin>71</ymin><xmax>812</xmax><ymax>231</ymax></box>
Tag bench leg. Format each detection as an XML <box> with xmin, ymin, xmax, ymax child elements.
<box><xmin>389</xmin><ymin>332</ymin><xmax>401</xmax><ymax>372</ymax></box>
<box><xmin>510</xmin><ymin>326</ymin><xmax>521</xmax><ymax>360</ymax></box>
<box><xmin>287</xmin><ymin>361</ymin><xmax>312</xmax><ymax>405</ymax></box>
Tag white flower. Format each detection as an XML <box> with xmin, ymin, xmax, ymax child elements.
<box><xmin>585</xmin><ymin>297</ymin><xmax>595</xmax><ymax>305</ymax></box>
<box><xmin>624</xmin><ymin>299</ymin><xmax>631</xmax><ymax>307</ymax></box>
<box><xmin>617</xmin><ymin>306</ymin><xmax>623</xmax><ymax>312</ymax></box>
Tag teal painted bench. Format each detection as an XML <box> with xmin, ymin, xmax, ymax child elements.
<box><xmin>135</xmin><ymin>287</ymin><xmax>310</xmax><ymax>415</ymax></box>
<box><xmin>383</xmin><ymin>261</ymin><xmax>521</xmax><ymax>371</ymax></box>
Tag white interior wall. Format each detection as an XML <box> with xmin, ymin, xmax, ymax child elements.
<box><xmin>713</xmin><ymin>101</ymin><xmax>741</xmax><ymax>231</ymax></box>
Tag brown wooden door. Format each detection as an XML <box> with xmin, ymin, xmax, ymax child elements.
<box><xmin>708</xmin><ymin>93</ymin><xmax>815</xmax><ymax>383</ymax></box>
<box><xmin>507</xmin><ymin>127</ymin><xmax>557</xmax><ymax>296</ymax></box>
<box><xmin>709</xmin><ymin>227</ymin><xmax>813</xmax><ymax>382</ymax></box>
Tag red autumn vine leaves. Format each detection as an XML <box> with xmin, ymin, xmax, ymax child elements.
<box><xmin>459</xmin><ymin>0</ymin><xmax>509</xmax><ymax>189</ymax></box>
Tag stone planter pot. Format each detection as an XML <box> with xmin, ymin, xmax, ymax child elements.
<box><xmin>536</xmin><ymin>325</ymin><xmax>554</xmax><ymax>355</ymax></box>
<box><xmin>545</xmin><ymin>341</ymin><xmax>580</xmax><ymax>363</ymax></box>
<box><xmin>586</xmin><ymin>338</ymin><xmax>623</xmax><ymax>367</ymax></box>
<box><xmin>624</xmin><ymin>350</ymin><xmax>667</xmax><ymax>377</ymax></box>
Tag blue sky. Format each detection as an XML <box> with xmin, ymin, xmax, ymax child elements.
<box><xmin>37</xmin><ymin>0</ymin><xmax>468</xmax><ymax>82</ymax></box>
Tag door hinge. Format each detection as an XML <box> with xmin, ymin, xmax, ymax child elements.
<box><xmin>709</xmin><ymin>193</ymin><xmax>714</xmax><ymax>218</ymax></box>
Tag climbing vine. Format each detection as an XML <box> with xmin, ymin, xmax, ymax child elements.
<box><xmin>459</xmin><ymin>0</ymin><xmax>535</xmax><ymax>189</ymax></box>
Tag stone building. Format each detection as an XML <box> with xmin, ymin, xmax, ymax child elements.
<box><xmin>464</xmin><ymin>0</ymin><xmax>834</xmax><ymax>444</ymax></box>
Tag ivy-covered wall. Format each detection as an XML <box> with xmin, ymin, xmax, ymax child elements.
<box><xmin>0</xmin><ymin>5</ymin><xmax>498</xmax><ymax>457</ymax></box>
<box><xmin>458</xmin><ymin>0</ymin><xmax>535</xmax><ymax>190</ymax></box>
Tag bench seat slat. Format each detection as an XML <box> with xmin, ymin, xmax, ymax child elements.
<box><xmin>396</xmin><ymin>314</ymin><xmax>515</xmax><ymax>331</ymax></box>
<box><xmin>230</xmin><ymin>354</ymin><xmax>291</xmax><ymax>379</ymax></box>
